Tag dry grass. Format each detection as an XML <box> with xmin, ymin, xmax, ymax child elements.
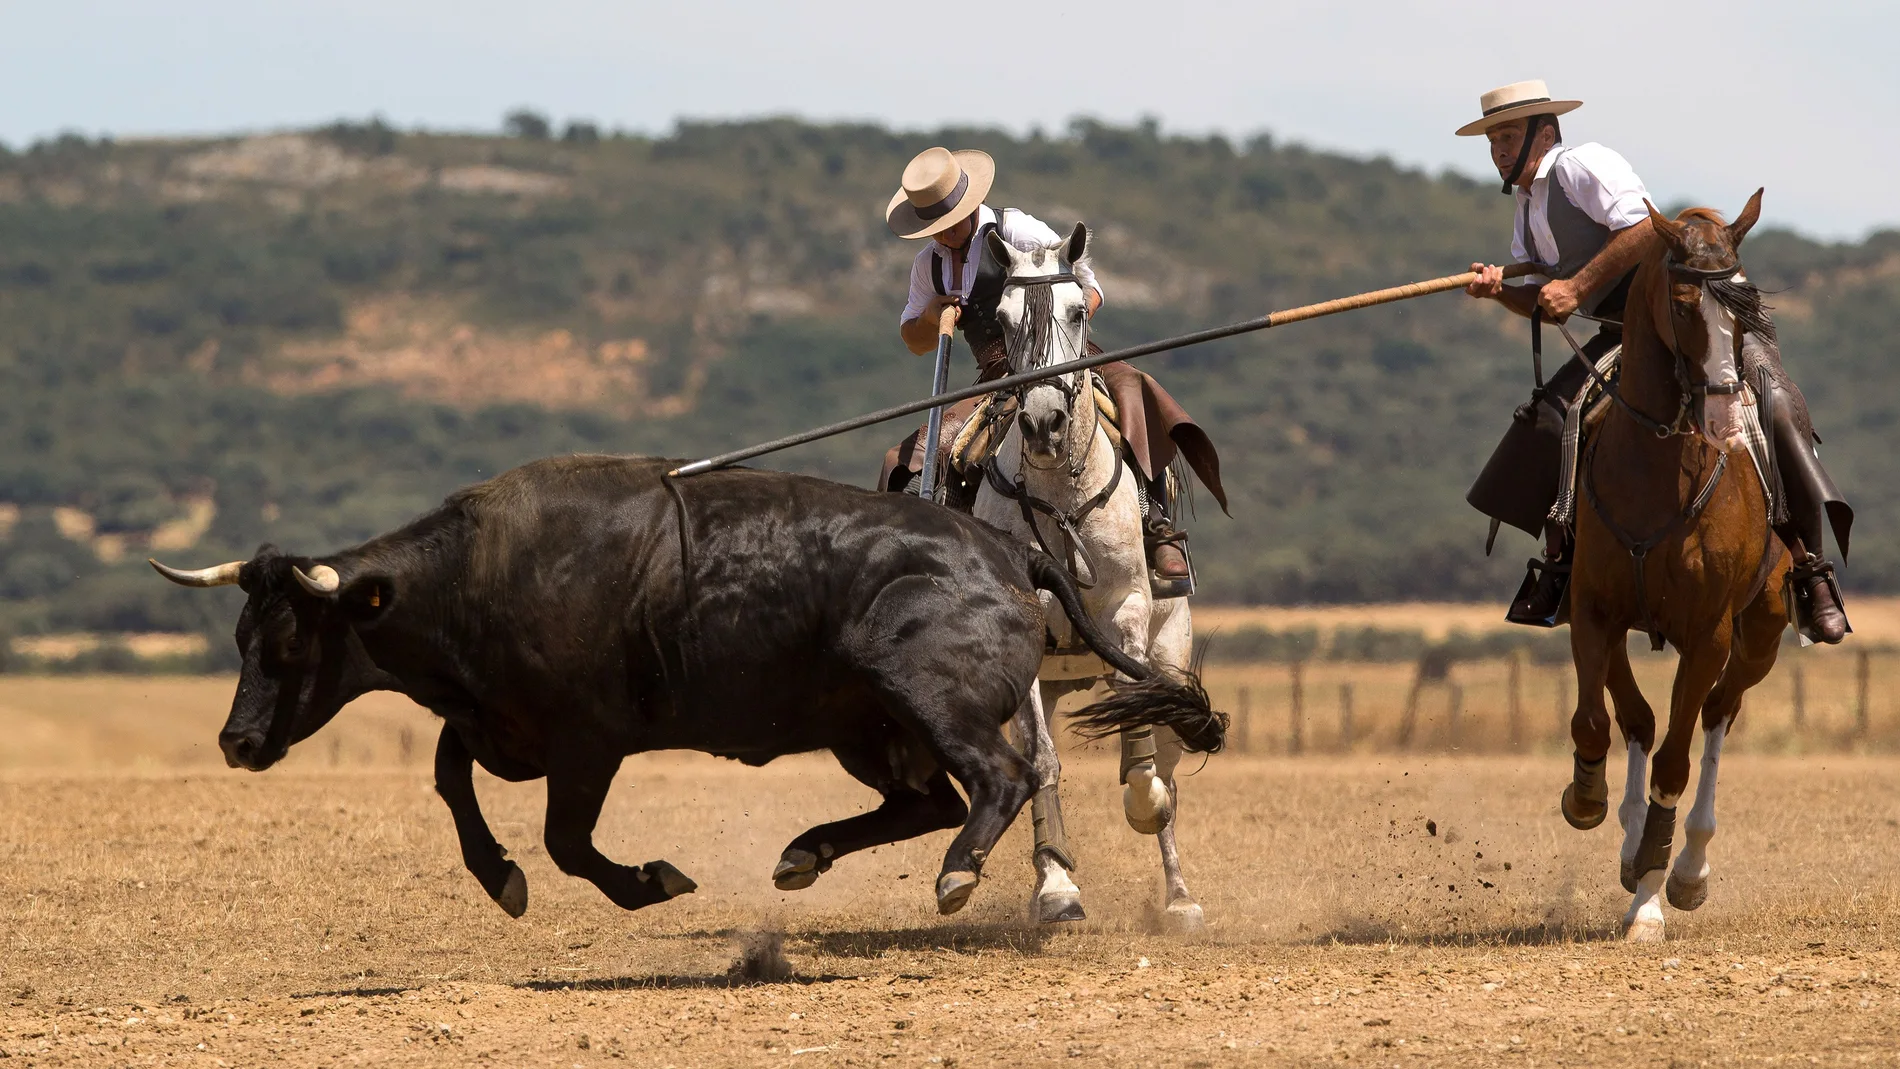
<box><xmin>0</xmin><ymin>677</ymin><xmax>1895</xmax><ymax>1066</ymax></box>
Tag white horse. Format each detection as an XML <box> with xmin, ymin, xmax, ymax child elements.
<box><xmin>971</xmin><ymin>223</ymin><xmax>1206</xmax><ymax>931</ymax></box>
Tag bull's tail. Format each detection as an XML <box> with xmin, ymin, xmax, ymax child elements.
<box><xmin>1027</xmin><ymin>551</ymin><xmax>1227</xmax><ymax>755</ymax></box>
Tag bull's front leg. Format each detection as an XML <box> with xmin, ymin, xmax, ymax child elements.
<box><xmin>434</xmin><ymin>726</ymin><xmax>530</xmax><ymax>918</ymax></box>
<box><xmin>543</xmin><ymin>745</ymin><xmax>696</xmax><ymax>911</ymax></box>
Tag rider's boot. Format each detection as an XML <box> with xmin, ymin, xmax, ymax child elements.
<box><xmin>1770</xmin><ymin>392</ymin><xmax>1851</xmax><ymax>644</ymax></box>
<box><xmin>1140</xmin><ymin>472</ymin><xmax>1194</xmax><ymax>599</ymax></box>
<box><xmin>1788</xmin><ymin>553</ymin><xmax>1849</xmax><ymax>644</ymax></box>
<box><xmin>1507</xmin><ymin>521</ymin><xmax>1572</xmax><ymax>628</ymax></box>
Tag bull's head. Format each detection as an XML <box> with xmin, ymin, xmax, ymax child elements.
<box><xmin>152</xmin><ymin>547</ymin><xmax>395</xmax><ymax>771</ymax></box>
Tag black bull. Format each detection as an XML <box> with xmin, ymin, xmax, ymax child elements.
<box><xmin>153</xmin><ymin>455</ymin><xmax>1224</xmax><ymax>918</ymax></box>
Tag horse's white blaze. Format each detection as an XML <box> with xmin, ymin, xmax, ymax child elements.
<box><xmin>1698</xmin><ymin>275</ymin><xmax>1747</xmax><ymax>452</ymax></box>
<box><xmin>1673</xmin><ymin>721</ymin><xmax>1727</xmax><ymax>887</ymax></box>
<box><xmin>1618</xmin><ymin>741</ymin><xmax>1649</xmax><ymax>865</ymax></box>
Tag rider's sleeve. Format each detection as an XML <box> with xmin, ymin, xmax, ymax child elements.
<box><xmin>899</xmin><ymin>247</ymin><xmax>935</xmax><ymax>326</ymax></box>
<box><xmin>1554</xmin><ymin>143</ymin><xmax>1652</xmax><ymax>232</ymax></box>
<box><xmin>999</xmin><ymin>207</ymin><xmax>1106</xmax><ymax>306</ymax></box>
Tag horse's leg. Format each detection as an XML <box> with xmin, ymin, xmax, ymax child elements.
<box><xmin>1561</xmin><ymin>615</ymin><xmax>1619</xmax><ymax>830</ymax></box>
<box><xmin>1110</xmin><ymin>592</ymin><xmax>1173</xmax><ymax>835</ymax></box>
<box><xmin>1604</xmin><ymin>641</ymin><xmax>1668</xmax><ymax>941</ymax></box>
<box><xmin>1621</xmin><ymin>618</ymin><xmax>1732</xmax><ymax>942</ymax></box>
<box><xmin>1670</xmin><ymin>586</ymin><xmax>1785</xmax><ymax>911</ymax></box>
<box><xmin>1142</xmin><ymin>603</ymin><xmax>1202</xmax><ymax>931</ymax></box>
<box><xmin>1017</xmin><ymin>680</ymin><xmax>1085</xmax><ymax>925</ymax></box>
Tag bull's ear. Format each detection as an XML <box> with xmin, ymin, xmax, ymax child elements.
<box><xmin>339</xmin><ymin>576</ymin><xmax>393</xmax><ymax>625</ymax></box>
<box><xmin>1727</xmin><ymin>187</ymin><xmax>1763</xmax><ymax>247</ymax></box>
<box><xmin>984</xmin><ymin>226</ymin><xmax>1013</xmax><ymax>269</ymax></box>
<box><xmin>1065</xmin><ymin>221</ymin><xmax>1088</xmax><ymax>265</ymax></box>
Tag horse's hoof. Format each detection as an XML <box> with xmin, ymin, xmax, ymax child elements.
<box><xmin>1034</xmin><ymin>891</ymin><xmax>1086</xmax><ymax>926</ymax></box>
<box><xmin>1666</xmin><ymin>871</ymin><xmax>1709</xmax><ymax>912</ymax></box>
<box><xmin>772</xmin><ymin>849</ymin><xmax>821</xmax><ymax>891</ymax></box>
<box><xmin>1561</xmin><ymin>785</ymin><xmax>1607</xmax><ymax>830</ymax></box>
<box><xmin>644</xmin><ymin>860</ymin><xmax>698</xmax><ymax>898</ymax></box>
<box><xmin>936</xmin><ymin>871</ymin><xmax>980</xmax><ymax>915</ymax></box>
<box><xmin>1622</xmin><ymin>916</ymin><xmax>1666</xmax><ymax>943</ymax></box>
<box><xmin>1123</xmin><ymin>773</ymin><xmax>1173</xmax><ymax>836</ymax></box>
<box><xmin>1159</xmin><ymin>900</ymin><xmax>1206</xmax><ymax>934</ymax></box>
<box><xmin>493</xmin><ymin>864</ymin><xmax>528</xmax><ymax>918</ymax></box>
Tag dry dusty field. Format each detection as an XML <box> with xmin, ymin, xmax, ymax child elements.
<box><xmin>1</xmin><ymin>678</ymin><xmax>1896</xmax><ymax>1067</ymax></box>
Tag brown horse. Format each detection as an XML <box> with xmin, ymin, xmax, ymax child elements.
<box><xmin>1560</xmin><ymin>190</ymin><xmax>1791</xmax><ymax>942</ymax></box>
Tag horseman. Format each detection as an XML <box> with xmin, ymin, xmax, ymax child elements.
<box><xmin>877</xmin><ymin>146</ymin><xmax>1227</xmax><ymax>597</ymax></box>
<box><xmin>1459</xmin><ymin>81</ymin><xmax>1851</xmax><ymax>641</ymax></box>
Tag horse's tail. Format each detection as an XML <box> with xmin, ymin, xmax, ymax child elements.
<box><xmin>1026</xmin><ymin>550</ymin><xmax>1227</xmax><ymax>755</ymax></box>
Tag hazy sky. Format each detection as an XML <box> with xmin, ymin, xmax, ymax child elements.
<box><xmin>5</xmin><ymin>1</ymin><xmax>1892</xmax><ymax>238</ymax></box>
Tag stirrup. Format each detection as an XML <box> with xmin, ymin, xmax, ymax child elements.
<box><xmin>1144</xmin><ymin>526</ymin><xmax>1195</xmax><ymax>599</ymax></box>
<box><xmin>1506</xmin><ymin>557</ymin><xmax>1570</xmax><ymax>628</ymax></box>
<box><xmin>1788</xmin><ymin>555</ymin><xmax>1851</xmax><ymax>645</ymax></box>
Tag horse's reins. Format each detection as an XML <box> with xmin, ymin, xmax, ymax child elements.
<box><xmin>983</xmin><ymin>270</ymin><xmax>1124</xmax><ymax>588</ymax></box>
<box><xmin>1563</xmin><ymin>255</ymin><xmax>1755</xmax><ymax>650</ymax></box>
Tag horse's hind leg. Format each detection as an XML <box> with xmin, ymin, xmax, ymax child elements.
<box><xmin>1670</xmin><ymin>587</ymin><xmax>1785</xmax><ymax>911</ymax></box>
<box><xmin>1150</xmin><ymin>725</ymin><xmax>1204</xmax><ymax>933</ymax></box>
<box><xmin>772</xmin><ymin>740</ymin><xmax>969</xmax><ymax>891</ymax></box>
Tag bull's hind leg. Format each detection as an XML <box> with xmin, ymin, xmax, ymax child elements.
<box><xmin>1670</xmin><ymin>589</ymin><xmax>1785</xmax><ymax>911</ymax></box>
<box><xmin>433</xmin><ymin>726</ymin><xmax>528</xmax><ymax>918</ymax></box>
<box><xmin>915</xmin><ymin>724</ymin><xmax>1036</xmax><ymax>917</ymax></box>
<box><xmin>772</xmin><ymin>742</ymin><xmax>968</xmax><ymax>891</ymax></box>
<box><xmin>542</xmin><ymin>745</ymin><xmax>696</xmax><ymax>912</ymax></box>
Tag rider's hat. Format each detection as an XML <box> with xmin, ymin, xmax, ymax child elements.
<box><xmin>886</xmin><ymin>147</ymin><xmax>994</xmax><ymax>239</ymax></box>
<box><xmin>1455</xmin><ymin>80</ymin><xmax>1583</xmax><ymax>137</ymax></box>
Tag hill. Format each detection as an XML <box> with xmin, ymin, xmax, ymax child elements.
<box><xmin>0</xmin><ymin>117</ymin><xmax>1895</xmax><ymax>664</ymax></box>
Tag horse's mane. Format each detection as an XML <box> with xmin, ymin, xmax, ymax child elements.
<box><xmin>1005</xmin><ymin>241</ymin><xmax>1086</xmax><ymax>371</ymax></box>
<box><xmin>1633</xmin><ymin>207</ymin><xmax>1778</xmax><ymax>344</ymax></box>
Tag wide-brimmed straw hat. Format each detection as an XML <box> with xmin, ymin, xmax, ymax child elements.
<box><xmin>1455</xmin><ymin>80</ymin><xmax>1582</xmax><ymax>137</ymax></box>
<box><xmin>886</xmin><ymin>147</ymin><xmax>995</xmax><ymax>239</ymax></box>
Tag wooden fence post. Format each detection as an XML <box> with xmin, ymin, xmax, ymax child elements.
<box><xmin>1508</xmin><ymin>651</ymin><xmax>1524</xmax><ymax>751</ymax></box>
<box><xmin>1448</xmin><ymin>683</ymin><xmax>1464</xmax><ymax>750</ymax></box>
<box><xmin>1236</xmin><ymin>686</ymin><xmax>1252</xmax><ymax>754</ymax></box>
<box><xmin>1288</xmin><ymin>661</ymin><xmax>1305</xmax><ymax>756</ymax></box>
<box><xmin>1856</xmin><ymin>651</ymin><xmax>1871</xmax><ymax>739</ymax></box>
<box><xmin>1791</xmin><ymin>661</ymin><xmax>1807</xmax><ymax>730</ymax></box>
<box><xmin>399</xmin><ymin>726</ymin><xmax>415</xmax><ymax>766</ymax></box>
<box><xmin>1338</xmin><ymin>682</ymin><xmax>1355</xmax><ymax>753</ymax></box>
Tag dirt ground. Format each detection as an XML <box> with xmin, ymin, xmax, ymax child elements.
<box><xmin>1</xmin><ymin>679</ymin><xmax>1896</xmax><ymax>1067</ymax></box>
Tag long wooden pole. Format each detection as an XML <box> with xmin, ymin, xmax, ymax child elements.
<box><xmin>668</xmin><ymin>262</ymin><xmax>1538</xmax><ymax>477</ymax></box>
<box><xmin>913</xmin><ymin>304</ymin><xmax>959</xmax><ymax>501</ymax></box>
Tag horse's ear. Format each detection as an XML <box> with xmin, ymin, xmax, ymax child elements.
<box><xmin>1645</xmin><ymin>199</ymin><xmax>1689</xmax><ymax>256</ymax></box>
<box><xmin>1727</xmin><ymin>187</ymin><xmax>1764</xmax><ymax>247</ymax></box>
<box><xmin>984</xmin><ymin>226</ymin><xmax>1013</xmax><ymax>269</ymax></box>
<box><xmin>1065</xmin><ymin>222</ymin><xmax>1088</xmax><ymax>265</ymax></box>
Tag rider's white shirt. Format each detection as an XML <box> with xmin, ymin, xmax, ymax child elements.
<box><xmin>1510</xmin><ymin>141</ymin><xmax>1653</xmax><ymax>277</ymax></box>
<box><xmin>899</xmin><ymin>204</ymin><xmax>1103</xmax><ymax>325</ymax></box>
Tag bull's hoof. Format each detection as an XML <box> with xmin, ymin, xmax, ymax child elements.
<box><xmin>492</xmin><ymin>864</ymin><xmax>528</xmax><ymax>918</ymax></box>
<box><xmin>1122</xmin><ymin>770</ymin><xmax>1173</xmax><ymax>836</ymax></box>
<box><xmin>772</xmin><ymin>849</ymin><xmax>822</xmax><ymax>891</ymax></box>
<box><xmin>643</xmin><ymin>860</ymin><xmax>697</xmax><ymax>899</ymax></box>
<box><xmin>1666</xmin><ymin>871</ymin><xmax>1709</xmax><ymax>912</ymax></box>
<box><xmin>1561</xmin><ymin>784</ymin><xmax>1608</xmax><ymax>830</ymax></box>
<box><xmin>936</xmin><ymin>870</ymin><xmax>980</xmax><ymax>915</ymax></box>
<box><xmin>1034</xmin><ymin>891</ymin><xmax>1086</xmax><ymax>926</ymax></box>
<box><xmin>1159</xmin><ymin>899</ymin><xmax>1206</xmax><ymax>934</ymax></box>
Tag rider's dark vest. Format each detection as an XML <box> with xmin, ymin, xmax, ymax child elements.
<box><xmin>1524</xmin><ymin>150</ymin><xmax>1635</xmax><ymax>321</ymax></box>
<box><xmin>930</xmin><ymin>207</ymin><xmax>1012</xmax><ymax>356</ymax></box>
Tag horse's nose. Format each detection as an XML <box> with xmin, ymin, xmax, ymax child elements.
<box><xmin>219</xmin><ymin>731</ymin><xmax>262</xmax><ymax>769</ymax></box>
<box><xmin>1018</xmin><ymin>407</ymin><xmax>1068</xmax><ymax>448</ymax></box>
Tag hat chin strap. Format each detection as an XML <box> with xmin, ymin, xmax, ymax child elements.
<box><xmin>1501</xmin><ymin>114</ymin><xmax>1545</xmax><ymax>195</ymax></box>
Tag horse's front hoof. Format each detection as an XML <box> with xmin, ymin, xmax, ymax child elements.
<box><xmin>1666</xmin><ymin>871</ymin><xmax>1709</xmax><ymax>912</ymax></box>
<box><xmin>644</xmin><ymin>860</ymin><xmax>698</xmax><ymax>898</ymax></box>
<box><xmin>772</xmin><ymin>849</ymin><xmax>821</xmax><ymax>891</ymax></box>
<box><xmin>1158</xmin><ymin>899</ymin><xmax>1205</xmax><ymax>934</ymax></box>
<box><xmin>1622</xmin><ymin>916</ymin><xmax>1666</xmax><ymax>943</ymax></box>
<box><xmin>492</xmin><ymin>863</ymin><xmax>528</xmax><ymax>917</ymax></box>
<box><xmin>936</xmin><ymin>871</ymin><xmax>980</xmax><ymax>915</ymax></box>
<box><xmin>1034</xmin><ymin>891</ymin><xmax>1086</xmax><ymax>926</ymax></box>
<box><xmin>1561</xmin><ymin>784</ymin><xmax>1608</xmax><ymax>830</ymax></box>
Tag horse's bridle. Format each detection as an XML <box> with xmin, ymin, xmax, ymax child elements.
<box><xmin>982</xmin><ymin>268</ymin><xmax>1122</xmax><ymax>587</ymax></box>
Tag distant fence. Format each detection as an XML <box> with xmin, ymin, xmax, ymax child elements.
<box><xmin>1185</xmin><ymin>642</ymin><xmax>1896</xmax><ymax>756</ymax></box>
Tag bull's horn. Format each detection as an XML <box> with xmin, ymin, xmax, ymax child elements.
<box><xmin>149</xmin><ymin>558</ymin><xmax>244</xmax><ymax>588</ymax></box>
<box><xmin>292</xmin><ymin>563</ymin><xmax>341</xmax><ymax>596</ymax></box>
